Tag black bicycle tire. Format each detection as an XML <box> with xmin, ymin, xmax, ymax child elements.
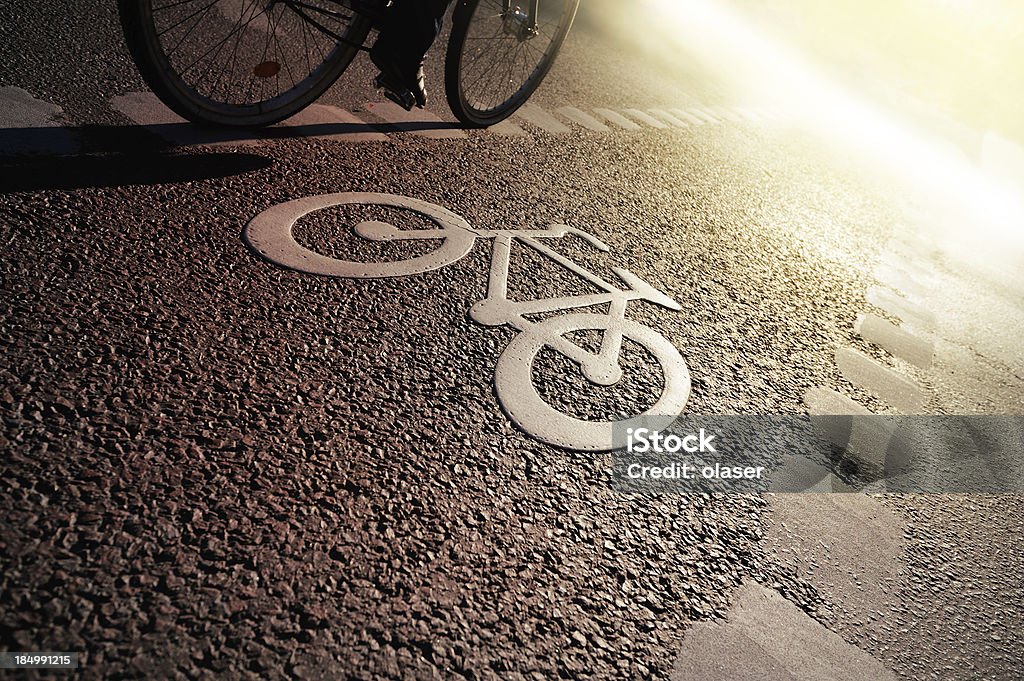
<box><xmin>444</xmin><ymin>0</ymin><xmax>579</xmax><ymax>128</ymax></box>
<box><xmin>118</xmin><ymin>0</ymin><xmax>372</xmax><ymax>128</ymax></box>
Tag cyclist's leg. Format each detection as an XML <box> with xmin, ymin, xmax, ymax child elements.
<box><xmin>370</xmin><ymin>0</ymin><xmax>453</xmax><ymax>108</ymax></box>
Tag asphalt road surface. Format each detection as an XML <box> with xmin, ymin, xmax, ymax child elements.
<box><xmin>2</xmin><ymin>1</ymin><xmax>1023</xmax><ymax>679</ymax></box>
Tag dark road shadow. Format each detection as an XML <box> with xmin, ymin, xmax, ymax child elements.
<box><xmin>0</xmin><ymin>113</ymin><xmax>477</xmax><ymax>161</ymax></box>
<box><xmin>0</xmin><ymin>150</ymin><xmax>274</xmax><ymax>192</ymax></box>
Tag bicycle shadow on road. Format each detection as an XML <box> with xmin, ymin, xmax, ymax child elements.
<box><xmin>0</xmin><ymin>145</ymin><xmax>274</xmax><ymax>193</ymax></box>
<box><xmin>0</xmin><ymin>115</ymin><xmax>468</xmax><ymax>163</ymax></box>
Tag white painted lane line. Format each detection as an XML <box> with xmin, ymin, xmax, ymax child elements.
<box><xmin>486</xmin><ymin>118</ymin><xmax>529</xmax><ymax>137</ymax></box>
<box><xmin>0</xmin><ymin>86</ymin><xmax>63</xmax><ymax>127</ymax></box>
<box><xmin>880</xmin><ymin>251</ymin><xmax>936</xmax><ymax>282</ymax></box>
<box><xmin>835</xmin><ymin>348</ymin><xmax>927</xmax><ymax>413</ymax></box>
<box><xmin>110</xmin><ymin>92</ymin><xmax>261</xmax><ymax>147</ymax></box>
<box><xmin>0</xmin><ymin>86</ymin><xmax>78</xmax><ymax>155</ymax></box>
<box><xmin>512</xmin><ymin>102</ymin><xmax>572</xmax><ymax>134</ymax></box>
<box><xmin>856</xmin><ymin>313</ymin><xmax>935</xmax><ymax>369</ymax></box>
<box><xmin>770</xmin><ymin>456</ymin><xmax>850</xmax><ymax>493</ymax></box>
<box><xmin>804</xmin><ymin>386</ymin><xmax>872</xmax><ymax>416</ymax></box>
<box><xmin>866</xmin><ymin>287</ymin><xmax>937</xmax><ymax>328</ymax></box>
<box><xmin>671</xmin><ymin>582</ymin><xmax>897</xmax><ymax>681</ymax></box>
<box><xmin>805</xmin><ymin>387</ymin><xmax>895</xmax><ymax>470</ymax></box>
<box><xmin>668</xmin><ymin>108</ymin><xmax>706</xmax><ymax>126</ymax></box>
<box><xmin>689</xmin><ymin>108</ymin><xmax>722</xmax><ymax>124</ymax></box>
<box><xmin>766</xmin><ymin>494</ymin><xmax>904</xmax><ymax>635</ymax></box>
<box><xmin>710</xmin><ymin>105</ymin><xmax>746</xmax><ymax>123</ymax></box>
<box><xmin>621</xmin><ymin>109</ymin><xmax>669</xmax><ymax>129</ymax></box>
<box><xmin>647</xmin><ymin>108</ymin><xmax>690</xmax><ymax>128</ymax></box>
<box><xmin>873</xmin><ymin>263</ymin><xmax>929</xmax><ymax>298</ymax></box>
<box><xmin>556</xmin><ymin>106</ymin><xmax>609</xmax><ymax>132</ymax></box>
<box><xmin>591</xmin><ymin>108</ymin><xmax>642</xmax><ymax>131</ymax></box>
<box><xmin>363</xmin><ymin>101</ymin><xmax>467</xmax><ymax>139</ymax></box>
<box><xmin>280</xmin><ymin>104</ymin><xmax>387</xmax><ymax>142</ymax></box>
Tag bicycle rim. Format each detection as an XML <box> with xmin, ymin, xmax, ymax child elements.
<box><xmin>122</xmin><ymin>0</ymin><xmax>371</xmax><ymax>127</ymax></box>
<box><xmin>445</xmin><ymin>0</ymin><xmax>579</xmax><ymax>127</ymax></box>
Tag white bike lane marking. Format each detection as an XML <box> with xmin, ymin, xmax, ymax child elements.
<box><xmin>669</xmin><ymin>108</ymin><xmax>708</xmax><ymax>126</ymax></box>
<box><xmin>671</xmin><ymin>581</ymin><xmax>897</xmax><ymax>681</ymax></box>
<box><xmin>854</xmin><ymin>313</ymin><xmax>934</xmax><ymax>369</ymax></box>
<box><xmin>834</xmin><ymin>348</ymin><xmax>927</xmax><ymax>414</ymax></box>
<box><xmin>361</xmin><ymin>101</ymin><xmax>467</xmax><ymax>140</ymax></box>
<box><xmin>243</xmin><ymin>192</ymin><xmax>692</xmax><ymax>452</ymax></box>
<box><xmin>866</xmin><ymin>287</ymin><xmax>937</xmax><ymax>329</ymax></box>
<box><xmin>555</xmin><ymin>106</ymin><xmax>610</xmax><ymax>132</ymax></box>
<box><xmin>512</xmin><ymin>102</ymin><xmax>573</xmax><ymax>134</ymax></box>
<box><xmin>648</xmin><ymin>109</ymin><xmax>692</xmax><ymax>129</ymax></box>
<box><xmin>279</xmin><ymin>104</ymin><xmax>388</xmax><ymax>143</ymax></box>
<box><xmin>0</xmin><ymin>87</ymin><xmax>78</xmax><ymax>156</ymax></box>
<box><xmin>620</xmin><ymin>109</ymin><xmax>669</xmax><ymax>129</ymax></box>
<box><xmin>591</xmin><ymin>108</ymin><xmax>643</xmax><ymax>131</ymax></box>
<box><xmin>484</xmin><ymin>118</ymin><xmax>530</xmax><ymax>137</ymax></box>
<box><xmin>110</xmin><ymin>92</ymin><xmax>265</xmax><ymax>148</ymax></box>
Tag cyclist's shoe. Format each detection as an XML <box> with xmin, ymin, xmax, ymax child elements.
<box><xmin>374</xmin><ymin>70</ymin><xmax>427</xmax><ymax>111</ymax></box>
<box><xmin>370</xmin><ymin>48</ymin><xmax>427</xmax><ymax>110</ymax></box>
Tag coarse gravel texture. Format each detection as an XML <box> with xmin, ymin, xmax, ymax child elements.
<box><xmin>3</xmin><ymin>0</ymin><xmax>1024</xmax><ymax>678</ymax></box>
<box><xmin>2</xmin><ymin>127</ymin><xmax>873</xmax><ymax>679</ymax></box>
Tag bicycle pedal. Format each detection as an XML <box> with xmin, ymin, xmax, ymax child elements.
<box><xmin>375</xmin><ymin>74</ymin><xmax>419</xmax><ymax>111</ymax></box>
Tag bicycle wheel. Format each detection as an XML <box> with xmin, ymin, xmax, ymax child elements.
<box><xmin>118</xmin><ymin>0</ymin><xmax>372</xmax><ymax>127</ymax></box>
<box><xmin>244</xmin><ymin>193</ymin><xmax>478</xmax><ymax>278</ymax></box>
<box><xmin>494</xmin><ymin>314</ymin><xmax>691</xmax><ymax>451</ymax></box>
<box><xmin>445</xmin><ymin>0</ymin><xmax>579</xmax><ymax>127</ymax></box>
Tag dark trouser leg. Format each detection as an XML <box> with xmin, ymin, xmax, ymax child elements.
<box><xmin>370</xmin><ymin>0</ymin><xmax>453</xmax><ymax>79</ymax></box>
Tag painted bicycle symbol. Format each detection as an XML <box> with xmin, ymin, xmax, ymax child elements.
<box><xmin>244</xmin><ymin>193</ymin><xmax>691</xmax><ymax>451</ymax></box>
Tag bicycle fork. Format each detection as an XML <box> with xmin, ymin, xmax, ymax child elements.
<box><xmin>502</xmin><ymin>0</ymin><xmax>540</xmax><ymax>38</ymax></box>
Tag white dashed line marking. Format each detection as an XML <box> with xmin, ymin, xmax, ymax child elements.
<box><xmin>856</xmin><ymin>313</ymin><xmax>935</xmax><ymax>369</ymax></box>
<box><xmin>649</xmin><ymin>108</ymin><xmax>692</xmax><ymax>128</ymax></box>
<box><xmin>710</xmin><ymin>105</ymin><xmax>745</xmax><ymax>123</ymax></box>
<box><xmin>880</xmin><ymin>251</ymin><xmax>936</xmax><ymax>282</ymax></box>
<box><xmin>835</xmin><ymin>348</ymin><xmax>927</xmax><ymax>414</ymax></box>
<box><xmin>804</xmin><ymin>386</ymin><xmax>873</xmax><ymax>416</ymax></box>
<box><xmin>281</xmin><ymin>104</ymin><xmax>387</xmax><ymax>142</ymax></box>
<box><xmin>4</xmin><ymin>90</ymin><xmax>779</xmax><ymax>155</ymax></box>
<box><xmin>621</xmin><ymin>109</ymin><xmax>669</xmax><ymax>129</ymax></box>
<box><xmin>873</xmin><ymin>263</ymin><xmax>929</xmax><ymax>299</ymax></box>
<box><xmin>866</xmin><ymin>287</ymin><xmax>937</xmax><ymax>328</ymax></box>
<box><xmin>0</xmin><ymin>86</ymin><xmax>78</xmax><ymax>155</ymax></box>
<box><xmin>668</xmin><ymin>108</ymin><xmax>707</xmax><ymax>126</ymax></box>
<box><xmin>555</xmin><ymin>106</ymin><xmax>609</xmax><ymax>132</ymax></box>
<box><xmin>485</xmin><ymin>117</ymin><xmax>529</xmax><ymax>137</ymax></box>
<box><xmin>363</xmin><ymin>101</ymin><xmax>467</xmax><ymax>139</ymax></box>
<box><xmin>110</xmin><ymin>92</ymin><xmax>262</xmax><ymax>147</ymax></box>
<box><xmin>512</xmin><ymin>102</ymin><xmax>572</xmax><ymax>134</ymax></box>
<box><xmin>803</xmin><ymin>388</ymin><xmax>895</xmax><ymax>468</ymax></box>
<box><xmin>689</xmin><ymin>108</ymin><xmax>722</xmax><ymax>124</ymax></box>
<box><xmin>672</xmin><ymin>582</ymin><xmax>897</xmax><ymax>681</ymax></box>
<box><xmin>591</xmin><ymin>108</ymin><xmax>642</xmax><ymax>131</ymax></box>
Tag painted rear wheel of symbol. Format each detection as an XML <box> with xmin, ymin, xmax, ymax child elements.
<box><xmin>494</xmin><ymin>313</ymin><xmax>691</xmax><ymax>452</ymax></box>
<box><xmin>243</xmin><ymin>192</ymin><xmax>477</xmax><ymax>278</ymax></box>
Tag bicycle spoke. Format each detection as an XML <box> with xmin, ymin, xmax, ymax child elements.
<box><xmin>454</xmin><ymin>0</ymin><xmax>574</xmax><ymax>116</ymax></box>
<box><xmin>139</xmin><ymin>0</ymin><xmax>363</xmax><ymax>119</ymax></box>
<box><xmin>152</xmin><ymin>0</ymin><xmax>207</xmax><ymax>13</ymax></box>
<box><xmin>157</xmin><ymin>0</ymin><xmax>218</xmax><ymax>39</ymax></box>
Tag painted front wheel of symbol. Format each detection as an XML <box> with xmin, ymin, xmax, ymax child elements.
<box><xmin>243</xmin><ymin>192</ymin><xmax>477</xmax><ymax>278</ymax></box>
<box><xmin>495</xmin><ymin>313</ymin><xmax>692</xmax><ymax>452</ymax></box>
